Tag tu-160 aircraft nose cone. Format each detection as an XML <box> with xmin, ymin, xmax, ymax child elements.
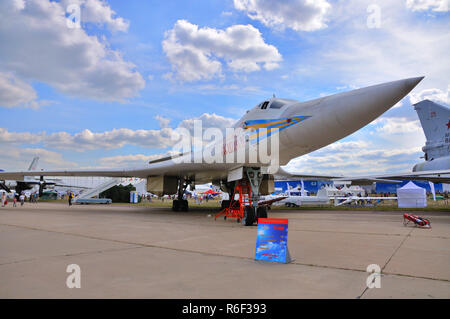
<box><xmin>396</xmin><ymin>76</ymin><xmax>425</xmax><ymax>95</ymax></box>
<box><xmin>404</xmin><ymin>76</ymin><xmax>425</xmax><ymax>91</ymax></box>
<box><xmin>280</xmin><ymin>77</ymin><xmax>425</xmax><ymax>163</ymax></box>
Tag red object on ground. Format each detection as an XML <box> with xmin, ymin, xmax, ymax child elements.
<box><xmin>215</xmin><ymin>180</ymin><xmax>252</xmax><ymax>221</ymax></box>
<box><xmin>403</xmin><ymin>213</ymin><xmax>431</xmax><ymax>228</ymax></box>
<box><xmin>200</xmin><ymin>189</ymin><xmax>220</xmax><ymax>195</ymax></box>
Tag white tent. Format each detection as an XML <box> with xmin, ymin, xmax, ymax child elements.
<box><xmin>397</xmin><ymin>181</ymin><xmax>427</xmax><ymax>208</ymax></box>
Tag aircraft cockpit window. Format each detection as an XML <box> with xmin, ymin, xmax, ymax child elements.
<box><xmin>270</xmin><ymin>100</ymin><xmax>285</xmax><ymax>109</ymax></box>
<box><xmin>260</xmin><ymin>101</ymin><xmax>269</xmax><ymax>109</ymax></box>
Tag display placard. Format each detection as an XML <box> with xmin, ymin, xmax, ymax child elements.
<box><xmin>255</xmin><ymin>218</ymin><xmax>292</xmax><ymax>263</ymax></box>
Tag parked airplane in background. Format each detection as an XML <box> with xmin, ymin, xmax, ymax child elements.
<box><xmin>1</xmin><ymin>77</ymin><xmax>440</xmax><ymax>225</ymax></box>
<box><xmin>261</xmin><ymin>188</ymin><xmax>330</xmax><ymax>207</ymax></box>
<box><xmin>0</xmin><ymin>157</ymin><xmax>85</xmax><ymax>196</ymax></box>
<box><xmin>0</xmin><ymin>157</ymin><xmax>46</xmax><ymax>195</ymax></box>
<box><xmin>412</xmin><ymin>100</ymin><xmax>450</xmax><ymax>172</ymax></box>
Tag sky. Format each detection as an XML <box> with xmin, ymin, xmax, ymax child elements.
<box><xmin>0</xmin><ymin>0</ymin><xmax>449</xmax><ymax>175</ymax></box>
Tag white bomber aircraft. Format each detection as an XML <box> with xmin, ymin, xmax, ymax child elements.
<box><xmin>0</xmin><ymin>77</ymin><xmax>434</xmax><ymax>225</ymax></box>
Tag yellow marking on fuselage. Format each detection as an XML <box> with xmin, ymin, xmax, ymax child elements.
<box><xmin>245</xmin><ymin>118</ymin><xmax>290</xmax><ymax>130</ymax></box>
<box><xmin>249</xmin><ymin>118</ymin><xmax>302</xmax><ymax>139</ymax></box>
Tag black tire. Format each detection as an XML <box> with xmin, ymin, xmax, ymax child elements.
<box><xmin>244</xmin><ymin>206</ymin><xmax>255</xmax><ymax>226</ymax></box>
<box><xmin>172</xmin><ymin>200</ymin><xmax>180</xmax><ymax>212</ymax></box>
<box><xmin>181</xmin><ymin>199</ymin><xmax>189</xmax><ymax>212</ymax></box>
<box><xmin>257</xmin><ymin>206</ymin><xmax>268</xmax><ymax>220</ymax></box>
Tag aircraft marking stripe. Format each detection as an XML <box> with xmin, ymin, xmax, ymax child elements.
<box><xmin>249</xmin><ymin>118</ymin><xmax>306</xmax><ymax>140</ymax></box>
<box><xmin>245</xmin><ymin>116</ymin><xmax>309</xmax><ymax>129</ymax></box>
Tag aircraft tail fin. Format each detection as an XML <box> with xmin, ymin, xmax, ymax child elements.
<box><xmin>414</xmin><ymin>100</ymin><xmax>450</xmax><ymax>143</ymax></box>
<box><xmin>28</xmin><ymin>157</ymin><xmax>39</xmax><ymax>171</ymax></box>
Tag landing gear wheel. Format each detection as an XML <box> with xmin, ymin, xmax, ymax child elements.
<box><xmin>180</xmin><ymin>199</ymin><xmax>189</xmax><ymax>212</ymax></box>
<box><xmin>257</xmin><ymin>206</ymin><xmax>268</xmax><ymax>220</ymax></box>
<box><xmin>172</xmin><ymin>200</ymin><xmax>180</xmax><ymax>212</ymax></box>
<box><xmin>244</xmin><ymin>206</ymin><xmax>255</xmax><ymax>226</ymax></box>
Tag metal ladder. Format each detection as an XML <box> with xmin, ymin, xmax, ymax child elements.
<box><xmin>73</xmin><ymin>178</ymin><xmax>122</xmax><ymax>202</ymax></box>
<box><xmin>215</xmin><ymin>179</ymin><xmax>252</xmax><ymax>221</ymax></box>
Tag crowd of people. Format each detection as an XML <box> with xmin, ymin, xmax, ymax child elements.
<box><xmin>1</xmin><ymin>191</ymin><xmax>35</xmax><ymax>207</ymax></box>
<box><xmin>0</xmin><ymin>190</ymin><xmax>77</xmax><ymax>207</ymax></box>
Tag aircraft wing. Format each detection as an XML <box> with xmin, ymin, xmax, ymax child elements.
<box><xmin>274</xmin><ymin>167</ymin><xmax>339</xmax><ymax>180</ymax></box>
<box><xmin>332</xmin><ymin>169</ymin><xmax>450</xmax><ymax>184</ymax></box>
<box><xmin>2</xmin><ymin>160</ymin><xmax>449</xmax><ymax>185</ymax></box>
<box><xmin>275</xmin><ymin>168</ymin><xmax>401</xmax><ymax>184</ymax></box>
<box><xmin>275</xmin><ymin>167</ymin><xmax>450</xmax><ymax>184</ymax></box>
<box><xmin>331</xmin><ymin>178</ymin><xmax>404</xmax><ymax>185</ymax></box>
<box><xmin>0</xmin><ymin>161</ymin><xmax>236</xmax><ymax>184</ymax></box>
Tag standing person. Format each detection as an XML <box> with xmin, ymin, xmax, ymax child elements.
<box><xmin>68</xmin><ymin>192</ymin><xmax>73</xmax><ymax>206</ymax></box>
<box><xmin>13</xmin><ymin>196</ymin><xmax>17</xmax><ymax>207</ymax></box>
<box><xmin>19</xmin><ymin>193</ymin><xmax>25</xmax><ymax>206</ymax></box>
<box><xmin>1</xmin><ymin>192</ymin><xmax>6</xmax><ymax>207</ymax></box>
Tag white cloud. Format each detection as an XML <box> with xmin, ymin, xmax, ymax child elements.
<box><xmin>322</xmin><ymin>140</ymin><xmax>370</xmax><ymax>152</ymax></box>
<box><xmin>61</xmin><ymin>0</ymin><xmax>130</xmax><ymax>32</ymax></box>
<box><xmin>297</xmin><ymin>0</ymin><xmax>450</xmax><ymax>109</ymax></box>
<box><xmin>0</xmin><ymin>145</ymin><xmax>76</xmax><ymax>170</ymax></box>
<box><xmin>0</xmin><ymin>113</ymin><xmax>237</xmax><ymax>153</ymax></box>
<box><xmin>44</xmin><ymin>128</ymin><xmax>176</xmax><ymax>150</ymax></box>
<box><xmin>0</xmin><ymin>127</ymin><xmax>176</xmax><ymax>151</ymax></box>
<box><xmin>374</xmin><ymin>117</ymin><xmax>423</xmax><ymax>134</ymax></box>
<box><xmin>233</xmin><ymin>0</ymin><xmax>331</xmax><ymax>31</ymax></box>
<box><xmin>155</xmin><ymin>115</ymin><xmax>171</xmax><ymax>128</ymax></box>
<box><xmin>409</xmin><ymin>85</ymin><xmax>450</xmax><ymax>105</ymax></box>
<box><xmin>285</xmin><ymin>143</ymin><xmax>423</xmax><ymax>175</ymax></box>
<box><xmin>162</xmin><ymin>20</ymin><xmax>282</xmax><ymax>82</ymax></box>
<box><xmin>0</xmin><ymin>72</ymin><xmax>37</xmax><ymax>107</ymax></box>
<box><xmin>99</xmin><ymin>153</ymin><xmax>169</xmax><ymax>167</ymax></box>
<box><xmin>405</xmin><ymin>0</ymin><xmax>449</xmax><ymax>12</ymax></box>
<box><xmin>178</xmin><ymin>113</ymin><xmax>236</xmax><ymax>132</ymax></box>
<box><xmin>0</xmin><ymin>0</ymin><xmax>145</xmax><ymax>103</ymax></box>
<box><xmin>0</xmin><ymin>128</ymin><xmax>44</xmax><ymax>144</ymax></box>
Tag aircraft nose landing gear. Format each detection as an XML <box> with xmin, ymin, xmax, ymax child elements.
<box><xmin>172</xmin><ymin>199</ymin><xmax>188</xmax><ymax>212</ymax></box>
<box><xmin>172</xmin><ymin>178</ymin><xmax>190</xmax><ymax>212</ymax></box>
<box><xmin>215</xmin><ymin>167</ymin><xmax>267</xmax><ymax>226</ymax></box>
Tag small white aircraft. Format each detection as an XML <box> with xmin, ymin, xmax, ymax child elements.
<box><xmin>1</xmin><ymin>77</ymin><xmax>437</xmax><ymax>225</ymax></box>
<box><xmin>261</xmin><ymin>182</ymin><xmax>329</xmax><ymax>207</ymax></box>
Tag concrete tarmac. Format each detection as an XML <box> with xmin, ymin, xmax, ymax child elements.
<box><xmin>0</xmin><ymin>203</ymin><xmax>449</xmax><ymax>298</ymax></box>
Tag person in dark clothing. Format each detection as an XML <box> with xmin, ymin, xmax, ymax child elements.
<box><xmin>68</xmin><ymin>192</ymin><xmax>73</xmax><ymax>206</ymax></box>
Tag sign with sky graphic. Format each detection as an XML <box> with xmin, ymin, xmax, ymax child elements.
<box><xmin>255</xmin><ymin>218</ymin><xmax>292</xmax><ymax>263</ymax></box>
